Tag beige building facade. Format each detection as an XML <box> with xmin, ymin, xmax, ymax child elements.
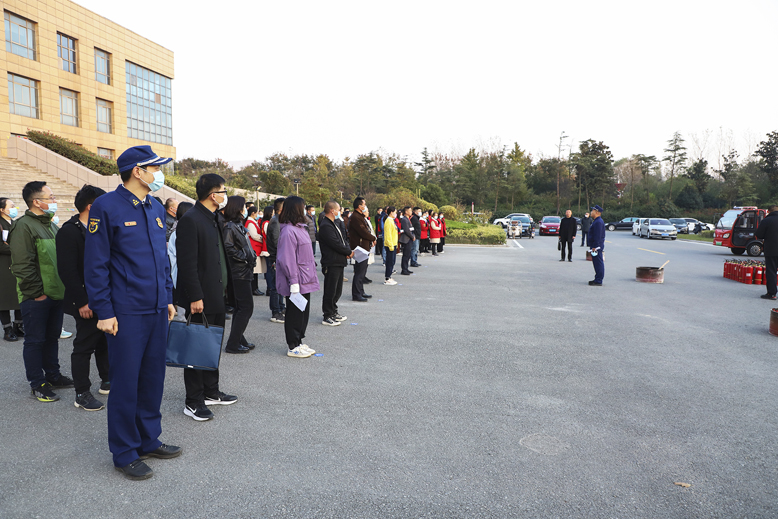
<box><xmin>0</xmin><ymin>0</ymin><xmax>174</xmax><ymax>161</ymax></box>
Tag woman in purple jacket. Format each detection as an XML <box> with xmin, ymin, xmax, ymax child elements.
<box><xmin>276</xmin><ymin>196</ymin><xmax>321</xmax><ymax>358</ymax></box>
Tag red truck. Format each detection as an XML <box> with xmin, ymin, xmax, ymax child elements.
<box><xmin>713</xmin><ymin>206</ymin><xmax>766</xmax><ymax>256</ymax></box>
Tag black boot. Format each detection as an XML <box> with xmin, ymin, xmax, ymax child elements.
<box><xmin>13</xmin><ymin>322</ymin><xmax>24</xmax><ymax>337</ymax></box>
<box><xmin>3</xmin><ymin>326</ymin><xmax>18</xmax><ymax>342</ymax></box>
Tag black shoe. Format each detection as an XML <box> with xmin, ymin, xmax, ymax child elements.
<box><xmin>49</xmin><ymin>375</ymin><xmax>74</xmax><ymax>389</ymax></box>
<box><xmin>99</xmin><ymin>380</ymin><xmax>111</xmax><ymax>395</ymax></box>
<box><xmin>401</xmin><ymin>271</ymin><xmax>412</xmax><ymax>275</ymax></box>
<box><xmin>204</xmin><ymin>392</ymin><xmax>238</xmax><ymax>406</ymax></box>
<box><xmin>225</xmin><ymin>345</ymin><xmax>251</xmax><ymax>354</ymax></box>
<box><xmin>242</xmin><ymin>342</ymin><xmax>256</xmax><ymax>350</ymax></box>
<box><xmin>139</xmin><ymin>443</ymin><xmax>183</xmax><ymax>460</ymax></box>
<box><xmin>352</xmin><ymin>297</ymin><xmax>368</xmax><ymax>302</ymax></box>
<box><xmin>559</xmin><ymin>259</ymin><xmax>565</xmax><ymax>262</ymax></box>
<box><xmin>270</xmin><ymin>313</ymin><xmax>285</xmax><ymax>323</ymax></box>
<box><xmin>411</xmin><ymin>263</ymin><xmax>422</xmax><ymax>267</ymax></box>
<box><xmin>115</xmin><ymin>459</ymin><xmax>153</xmax><ymax>480</ymax></box>
<box><xmin>761</xmin><ymin>293</ymin><xmax>777</xmax><ymax>300</ymax></box>
<box><xmin>362</xmin><ymin>294</ymin><xmax>373</xmax><ymax>298</ymax></box>
<box><xmin>31</xmin><ymin>383</ymin><xmax>59</xmax><ymax>402</ymax></box>
<box><xmin>252</xmin><ymin>289</ymin><xmax>264</xmax><ymax>296</ymax></box>
<box><xmin>75</xmin><ymin>391</ymin><xmax>105</xmax><ymax>411</ymax></box>
<box><xmin>568</xmin><ymin>259</ymin><xmax>572</xmax><ymax>262</ymax></box>
<box><xmin>13</xmin><ymin>322</ymin><xmax>24</xmax><ymax>337</ymax></box>
<box><xmin>3</xmin><ymin>327</ymin><xmax>18</xmax><ymax>342</ymax></box>
<box><xmin>364</xmin><ymin>278</ymin><xmax>373</xmax><ymax>284</ymax></box>
<box><xmin>588</xmin><ymin>280</ymin><xmax>602</xmax><ymax>286</ymax></box>
<box><xmin>225</xmin><ymin>305</ymin><xmax>235</xmax><ymax>314</ymax></box>
<box><xmin>184</xmin><ymin>404</ymin><xmax>214</xmax><ymax>421</ymax></box>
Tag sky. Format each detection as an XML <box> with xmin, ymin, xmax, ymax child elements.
<box><xmin>76</xmin><ymin>0</ymin><xmax>778</xmax><ymax>169</ymax></box>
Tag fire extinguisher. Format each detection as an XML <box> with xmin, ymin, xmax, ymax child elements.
<box><xmin>745</xmin><ymin>265</ymin><xmax>753</xmax><ymax>284</ymax></box>
<box><xmin>755</xmin><ymin>266</ymin><xmax>763</xmax><ymax>285</ymax></box>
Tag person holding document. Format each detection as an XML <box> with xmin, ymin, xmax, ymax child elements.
<box><xmin>348</xmin><ymin>197</ymin><xmax>376</xmax><ymax>302</ymax></box>
<box><xmin>276</xmin><ymin>196</ymin><xmax>320</xmax><ymax>358</ymax></box>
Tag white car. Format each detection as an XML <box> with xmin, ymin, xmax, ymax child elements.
<box><xmin>683</xmin><ymin>218</ymin><xmax>715</xmax><ymax>232</ymax></box>
<box><xmin>632</xmin><ymin>218</ymin><xmax>646</xmax><ymax>235</ymax></box>
<box><xmin>494</xmin><ymin>213</ymin><xmax>532</xmax><ymax>228</ymax></box>
<box><xmin>638</xmin><ymin>218</ymin><xmax>677</xmax><ymax>240</ymax></box>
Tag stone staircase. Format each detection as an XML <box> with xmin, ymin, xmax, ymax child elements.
<box><xmin>0</xmin><ymin>156</ymin><xmax>79</xmax><ymax>224</ymax></box>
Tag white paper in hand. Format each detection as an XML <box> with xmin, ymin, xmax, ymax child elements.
<box><xmin>353</xmin><ymin>246</ymin><xmax>369</xmax><ymax>263</ymax></box>
<box><xmin>290</xmin><ymin>292</ymin><xmax>307</xmax><ymax>311</ymax></box>
<box><xmin>2</xmin><ymin>230</ymin><xmax>7</xmax><ymax>242</ymax></box>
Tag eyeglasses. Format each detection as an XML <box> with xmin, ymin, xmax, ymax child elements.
<box><xmin>35</xmin><ymin>196</ymin><xmax>57</xmax><ymax>201</ymax></box>
<box><xmin>212</xmin><ymin>191</ymin><xmax>227</xmax><ymax>195</ymax></box>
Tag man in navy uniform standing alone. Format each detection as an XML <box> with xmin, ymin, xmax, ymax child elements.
<box><xmin>84</xmin><ymin>145</ymin><xmax>181</xmax><ymax>480</ymax></box>
<box><xmin>588</xmin><ymin>205</ymin><xmax>605</xmax><ymax>286</ymax></box>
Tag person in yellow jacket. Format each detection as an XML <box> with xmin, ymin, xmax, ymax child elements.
<box><xmin>382</xmin><ymin>206</ymin><xmax>399</xmax><ymax>285</ymax></box>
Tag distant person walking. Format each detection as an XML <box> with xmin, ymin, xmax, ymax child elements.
<box><xmin>756</xmin><ymin>205</ymin><xmax>778</xmax><ymax>300</ymax></box>
<box><xmin>588</xmin><ymin>205</ymin><xmax>605</xmax><ymax>286</ymax></box>
<box><xmin>558</xmin><ymin>210</ymin><xmax>577</xmax><ymax>262</ymax></box>
<box><xmin>580</xmin><ymin>212</ymin><xmax>592</xmax><ymax>247</ymax></box>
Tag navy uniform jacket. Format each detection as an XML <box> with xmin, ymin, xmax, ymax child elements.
<box><xmin>84</xmin><ymin>184</ymin><xmax>173</xmax><ymax>320</ymax></box>
<box><xmin>589</xmin><ymin>216</ymin><xmax>605</xmax><ymax>251</ymax></box>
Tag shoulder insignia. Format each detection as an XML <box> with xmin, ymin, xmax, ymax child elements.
<box><xmin>88</xmin><ymin>218</ymin><xmax>99</xmax><ymax>234</ymax></box>
<box><xmin>132</xmin><ymin>199</ymin><xmax>139</xmax><ymax>206</ymax></box>
<box><xmin>156</xmin><ymin>217</ymin><xmax>164</xmax><ymax>228</ymax></box>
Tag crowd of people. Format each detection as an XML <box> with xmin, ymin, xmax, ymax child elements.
<box><xmin>0</xmin><ymin>144</ymin><xmax>452</xmax><ymax>480</ymax></box>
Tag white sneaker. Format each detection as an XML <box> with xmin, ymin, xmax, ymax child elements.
<box><xmin>384</xmin><ymin>279</ymin><xmax>397</xmax><ymax>285</ymax></box>
<box><xmin>300</xmin><ymin>344</ymin><xmax>316</xmax><ymax>354</ymax></box>
<box><xmin>333</xmin><ymin>314</ymin><xmax>347</xmax><ymax>322</ymax></box>
<box><xmin>60</xmin><ymin>328</ymin><xmax>73</xmax><ymax>339</ymax></box>
<box><xmin>287</xmin><ymin>345</ymin><xmax>312</xmax><ymax>358</ymax></box>
<box><xmin>322</xmin><ymin>317</ymin><xmax>341</xmax><ymax>326</ymax></box>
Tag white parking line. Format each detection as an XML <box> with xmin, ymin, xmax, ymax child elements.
<box><xmin>513</xmin><ymin>240</ymin><xmax>524</xmax><ymax>249</ymax></box>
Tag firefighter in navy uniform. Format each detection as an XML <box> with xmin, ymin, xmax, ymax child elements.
<box><xmin>84</xmin><ymin>145</ymin><xmax>181</xmax><ymax>480</ymax></box>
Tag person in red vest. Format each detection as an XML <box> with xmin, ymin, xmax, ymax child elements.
<box><xmin>419</xmin><ymin>212</ymin><xmax>429</xmax><ymax>254</ymax></box>
<box><xmin>438</xmin><ymin>212</ymin><xmax>447</xmax><ymax>254</ymax></box>
<box><xmin>244</xmin><ymin>206</ymin><xmax>266</xmax><ymax>296</ymax></box>
<box><xmin>429</xmin><ymin>211</ymin><xmax>441</xmax><ymax>256</ymax></box>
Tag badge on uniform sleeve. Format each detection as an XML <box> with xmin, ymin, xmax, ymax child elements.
<box><xmin>156</xmin><ymin>217</ymin><xmax>163</xmax><ymax>228</ymax></box>
<box><xmin>88</xmin><ymin>218</ymin><xmax>99</xmax><ymax>233</ymax></box>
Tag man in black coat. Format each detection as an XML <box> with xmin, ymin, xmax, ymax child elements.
<box><xmin>55</xmin><ymin>185</ymin><xmax>109</xmax><ymax>411</ymax></box>
<box><xmin>410</xmin><ymin>207</ymin><xmax>422</xmax><ymax>268</ymax></box>
<box><xmin>580</xmin><ymin>212</ymin><xmax>592</xmax><ymax>247</ymax></box>
<box><xmin>265</xmin><ymin>197</ymin><xmax>286</xmax><ymax>323</ymax></box>
<box><xmin>318</xmin><ymin>201</ymin><xmax>353</xmax><ymax>326</ymax></box>
<box><xmin>558</xmin><ymin>209</ymin><xmax>577</xmax><ymax>262</ymax></box>
<box><xmin>756</xmin><ymin>205</ymin><xmax>778</xmax><ymax>300</ymax></box>
<box><xmin>398</xmin><ymin>207</ymin><xmax>415</xmax><ymax>275</ymax></box>
<box><xmin>175</xmin><ymin>174</ymin><xmax>237</xmax><ymax>421</ymax></box>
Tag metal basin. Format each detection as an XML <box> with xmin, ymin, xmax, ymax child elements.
<box><xmin>636</xmin><ymin>266</ymin><xmax>664</xmax><ymax>283</ymax></box>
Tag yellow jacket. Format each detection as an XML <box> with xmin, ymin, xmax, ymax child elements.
<box><xmin>383</xmin><ymin>217</ymin><xmax>398</xmax><ymax>251</ymax></box>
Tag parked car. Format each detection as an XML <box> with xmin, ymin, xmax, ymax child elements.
<box><xmin>508</xmin><ymin>216</ymin><xmax>532</xmax><ymax>238</ymax></box>
<box><xmin>713</xmin><ymin>207</ymin><xmax>765</xmax><ymax>256</ymax></box>
<box><xmin>638</xmin><ymin>218</ymin><xmax>678</xmax><ymax>240</ymax></box>
<box><xmin>632</xmin><ymin>218</ymin><xmax>646</xmax><ymax>235</ymax></box>
<box><xmin>539</xmin><ymin>216</ymin><xmax>561</xmax><ymax>236</ymax></box>
<box><xmin>668</xmin><ymin>218</ymin><xmax>689</xmax><ymax>233</ymax></box>
<box><xmin>682</xmin><ymin>218</ymin><xmax>714</xmax><ymax>232</ymax></box>
<box><xmin>606</xmin><ymin>217</ymin><xmax>641</xmax><ymax>231</ymax></box>
<box><xmin>494</xmin><ymin>213</ymin><xmax>532</xmax><ymax>228</ymax></box>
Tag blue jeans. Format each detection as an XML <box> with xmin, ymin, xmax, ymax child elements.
<box><xmin>411</xmin><ymin>239</ymin><xmax>419</xmax><ymax>264</ymax></box>
<box><xmin>20</xmin><ymin>297</ymin><xmax>64</xmax><ymax>388</ymax></box>
<box><xmin>264</xmin><ymin>263</ymin><xmax>285</xmax><ymax>314</ymax></box>
<box><xmin>384</xmin><ymin>247</ymin><xmax>397</xmax><ymax>279</ymax></box>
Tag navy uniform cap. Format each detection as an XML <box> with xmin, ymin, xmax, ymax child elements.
<box><xmin>591</xmin><ymin>205</ymin><xmax>603</xmax><ymax>212</ymax></box>
<box><xmin>117</xmin><ymin>145</ymin><xmax>173</xmax><ymax>173</ymax></box>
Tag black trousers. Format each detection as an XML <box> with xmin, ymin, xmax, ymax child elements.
<box><xmin>71</xmin><ymin>314</ymin><xmax>109</xmax><ymax>395</ymax></box>
<box><xmin>580</xmin><ymin>231</ymin><xmax>588</xmax><ymax>246</ymax></box>
<box><xmin>183</xmin><ymin>312</ymin><xmax>224</xmax><ymax>406</ymax></box>
<box><xmin>561</xmin><ymin>238</ymin><xmax>573</xmax><ymax>260</ymax></box>
<box><xmin>421</xmin><ymin>238</ymin><xmax>430</xmax><ymax>253</ymax></box>
<box><xmin>0</xmin><ymin>309</ymin><xmax>21</xmax><ymax>327</ymax></box>
<box><xmin>767</xmin><ymin>255</ymin><xmax>778</xmax><ymax>296</ymax></box>
<box><xmin>401</xmin><ymin>241</ymin><xmax>411</xmax><ymax>272</ymax></box>
<box><xmin>352</xmin><ymin>259</ymin><xmax>368</xmax><ymax>299</ymax></box>
<box><xmin>252</xmin><ymin>273</ymin><xmax>259</xmax><ymax>292</ymax></box>
<box><xmin>226</xmin><ymin>278</ymin><xmax>254</xmax><ymax>351</ymax></box>
<box><xmin>438</xmin><ymin>237</ymin><xmax>445</xmax><ymax>252</ymax></box>
<box><xmin>285</xmin><ymin>293</ymin><xmax>310</xmax><ymax>349</ymax></box>
<box><xmin>322</xmin><ymin>265</ymin><xmax>344</xmax><ymax>319</ymax></box>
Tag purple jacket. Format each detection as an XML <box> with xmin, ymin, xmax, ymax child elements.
<box><xmin>276</xmin><ymin>222</ymin><xmax>320</xmax><ymax>297</ymax></box>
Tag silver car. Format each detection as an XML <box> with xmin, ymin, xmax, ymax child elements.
<box><xmin>638</xmin><ymin>218</ymin><xmax>677</xmax><ymax>240</ymax></box>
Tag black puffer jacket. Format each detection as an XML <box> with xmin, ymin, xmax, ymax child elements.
<box><xmin>223</xmin><ymin>220</ymin><xmax>257</xmax><ymax>280</ymax></box>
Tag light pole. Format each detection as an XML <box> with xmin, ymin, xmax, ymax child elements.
<box><xmin>293</xmin><ymin>178</ymin><xmax>301</xmax><ymax>196</ymax></box>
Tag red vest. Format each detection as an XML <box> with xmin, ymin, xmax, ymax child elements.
<box><xmin>430</xmin><ymin>218</ymin><xmax>442</xmax><ymax>239</ymax></box>
<box><xmin>420</xmin><ymin>219</ymin><xmax>429</xmax><ymax>239</ymax></box>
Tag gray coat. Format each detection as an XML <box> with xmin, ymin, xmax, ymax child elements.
<box><xmin>0</xmin><ymin>216</ymin><xmax>20</xmax><ymax>310</ymax></box>
<box><xmin>267</xmin><ymin>216</ymin><xmax>280</xmax><ymax>261</ymax></box>
<box><xmin>305</xmin><ymin>214</ymin><xmax>317</xmax><ymax>244</ymax></box>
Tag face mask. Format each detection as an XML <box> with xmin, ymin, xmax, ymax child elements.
<box><xmin>7</xmin><ymin>207</ymin><xmax>18</xmax><ymax>219</ymax></box>
<box><xmin>217</xmin><ymin>193</ymin><xmax>228</xmax><ymax>210</ymax></box>
<box><xmin>310</xmin><ymin>210</ymin><xmax>315</xmax><ymax>216</ymax></box>
<box><xmin>52</xmin><ymin>216</ymin><xmax>60</xmax><ymax>225</ymax></box>
<box><xmin>140</xmin><ymin>168</ymin><xmax>165</xmax><ymax>192</ymax></box>
<box><xmin>43</xmin><ymin>203</ymin><xmax>58</xmax><ymax>216</ymax></box>
<box><xmin>242</xmin><ymin>209</ymin><xmax>248</xmax><ymax>219</ymax></box>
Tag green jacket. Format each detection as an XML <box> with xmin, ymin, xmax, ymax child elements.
<box><xmin>9</xmin><ymin>210</ymin><xmax>65</xmax><ymax>302</ymax></box>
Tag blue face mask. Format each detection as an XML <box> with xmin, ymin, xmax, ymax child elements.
<box><xmin>140</xmin><ymin>168</ymin><xmax>165</xmax><ymax>192</ymax></box>
<box><xmin>242</xmin><ymin>209</ymin><xmax>248</xmax><ymax>219</ymax></box>
<box><xmin>52</xmin><ymin>215</ymin><xmax>60</xmax><ymax>225</ymax></box>
<box><xmin>43</xmin><ymin>203</ymin><xmax>57</xmax><ymax>216</ymax></box>
<box><xmin>8</xmin><ymin>207</ymin><xmax>18</xmax><ymax>219</ymax></box>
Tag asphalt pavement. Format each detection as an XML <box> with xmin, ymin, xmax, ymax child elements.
<box><xmin>1</xmin><ymin>232</ymin><xmax>777</xmax><ymax>518</ymax></box>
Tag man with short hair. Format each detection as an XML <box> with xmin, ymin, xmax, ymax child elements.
<box><xmin>56</xmin><ymin>184</ymin><xmax>110</xmax><ymax>412</ymax></box>
<box><xmin>164</xmin><ymin>198</ymin><xmax>178</xmax><ymax>242</ymax></box>
<box><xmin>559</xmin><ymin>209</ymin><xmax>577</xmax><ymax>262</ymax></box>
<box><xmin>580</xmin><ymin>212</ymin><xmax>592</xmax><ymax>247</ymax></box>
<box><xmin>9</xmin><ymin>181</ymin><xmax>73</xmax><ymax>403</ymax></box>
<box><xmin>176</xmin><ymin>173</ymin><xmax>239</xmax><ymax>421</ymax></box>
<box><xmin>756</xmin><ymin>205</ymin><xmax>778</xmax><ymax>300</ymax></box>
<box><xmin>375</xmin><ymin>207</ymin><xmax>386</xmax><ymax>265</ymax></box>
<box><xmin>398</xmin><ymin>207</ymin><xmax>415</xmax><ymax>275</ymax></box>
<box><xmin>588</xmin><ymin>205</ymin><xmax>605</xmax><ymax>286</ymax></box>
<box><xmin>349</xmin><ymin>197</ymin><xmax>376</xmax><ymax>302</ymax></box>
<box><xmin>266</xmin><ymin>197</ymin><xmax>286</xmax><ymax>323</ymax></box>
<box><xmin>84</xmin><ymin>145</ymin><xmax>181</xmax><ymax>480</ymax></box>
<box><xmin>305</xmin><ymin>205</ymin><xmax>318</xmax><ymax>256</ymax></box>
<box><xmin>318</xmin><ymin>201</ymin><xmax>353</xmax><ymax>325</ymax></box>
<box><xmin>410</xmin><ymin>207</ymin><xmax>422</xmax><ymax>268</ymax></box>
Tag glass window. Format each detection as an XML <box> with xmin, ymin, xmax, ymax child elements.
<box><xmin>96</xmin><ymin>99</ymin><xmax>112</xmax><ymax>133</ymax></box>
<box><xmin>59</xmin><ymin>88</ymin><xmax>79</xmax><ymax>126</ymax></box>
<box><xmin>124</xmin><ymin>61</ymin><xmax>172</xmax><ymax>145</ymax></box>
<box><xmin>4</xmin><ymin>11</ymin><xmax>35</xmax><ymax>60</ymax></box>
<box><xmin>95</xmin><ymin>48</ymin><xmax>110</xmax><ymax>84</ymax></box>
<box><xmin>97</xmin><ymin>148</ymin><xmax>114</xmax><ymax>160</ymax></box>
<box><xmin>57</xmin><ymin>33</ymin><xmax>77</xmax><ymax>73</ymax></box>
<box><xmin>7</xmin><ymin>73</ymin><xmax>39</xmax><ymax>118</ymax></box>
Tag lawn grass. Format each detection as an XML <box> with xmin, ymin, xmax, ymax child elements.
<box><xmin>676</xmin><ymin>233</ymin><xmax>714</xmax><ymax>242</ymax></box>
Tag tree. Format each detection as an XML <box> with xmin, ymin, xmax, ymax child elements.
<box><xmin>420</xmin><ymin>184</ymin><xmax>448</xmax><ymax>207</ymax></box>
<box><xmin>570</xmin><ymin>139</ymin><xmax>614</xmax><ymax>209</ymax></box>
<box><xmin>663</xmin><ymin>132</ymin><xmax>688</xmax><ymax>201</ymax></box>
<box><xmin>715</xmin><ymin>150</ymin><xmax>740</xmax><ymax>207</ymax></box>
<box><xmin>674</xmin><ymin>184</ymin><xmax>703</xmax><ymax>210</ymax></box>
<box><xmin>683</xmin><ymin>158</ymin><xmax>711</xmax><ymax>195</ymax></box>
<box><xmin>755</xmin><ymin>131</ymin><xmax>778</xmax><ymax>194</ymax></box>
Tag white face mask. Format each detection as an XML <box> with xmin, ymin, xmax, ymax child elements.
<box><xmin>216</xmin><ymin>192</ymin><xmax>227</xmax><ymax>210</ymax></box>
<box><xmin>310</xmin><ymin>210</ymin><xmax>315</xmax><ymax>216</ymax></box>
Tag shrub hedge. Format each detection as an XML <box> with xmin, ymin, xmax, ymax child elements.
<box><xmin>165</xmin><ymin>175</ymin><xmax>197</xmax><ymax>199</ymax></box>
<box><xmin>26</xmin><ymin>130</ymin><xmax>120</xmax><ymax>176</ymax></box>
<box><xmin>438</xmin><ymin>205</ymin><xmax>460</xmax><ymax>221</ymax></box>
<box><xmin>446</xmin><ymin>224</ymin><xmax>506</xmax><ymax>245</ymax></box>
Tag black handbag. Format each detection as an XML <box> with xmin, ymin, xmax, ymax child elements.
<box><xmin>166</xmin><ymin>314</ymin><xmax>223</xmax><ymax>371</ymax></box>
